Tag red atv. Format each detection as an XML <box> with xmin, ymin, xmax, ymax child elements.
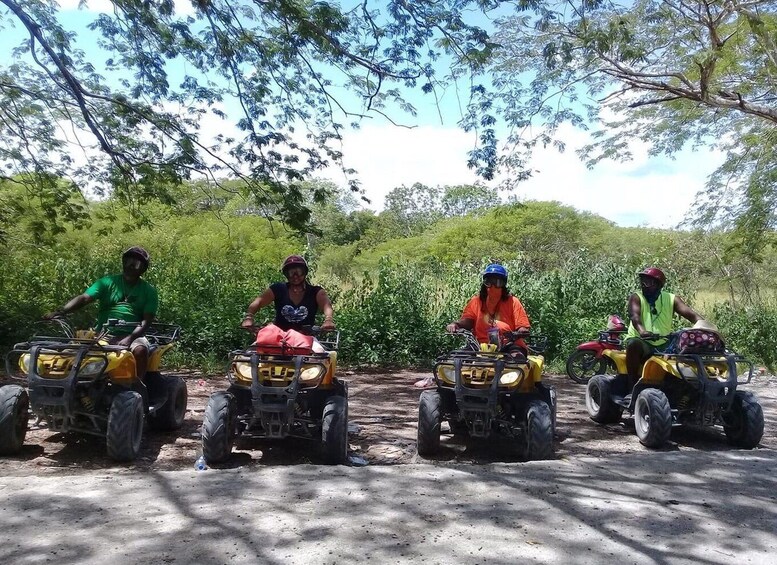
<box><xmin>565</xmin><ymin>315</ymin><xmax>626</xmax><ymax>384</ymax></box>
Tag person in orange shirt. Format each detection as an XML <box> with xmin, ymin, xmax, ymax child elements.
<box><xmin>413</xmin><ymin>263</ymin><xmax>531</xmax><ymax>388</ymax></box>
<box><xmin>446</xmin><ymin>263</ymin><xmax>531</xmax><ymax>356</ymax></box>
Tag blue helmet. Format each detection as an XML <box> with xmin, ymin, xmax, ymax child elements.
<box><xmin>482</xmin><ymin>263</ymin><xmax>508</xmax><ymax>280</ymax></box>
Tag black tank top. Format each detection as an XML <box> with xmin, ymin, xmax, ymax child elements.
<box><xmin>270</xmin><ymin>282</ymin><xmax>322</xmax><ymax>330</ymax></box>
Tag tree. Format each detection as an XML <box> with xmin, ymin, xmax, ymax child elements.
<box><xmin>485</xmin><ymin>0</ymin><xmax>777</xmax><ymax>250</ymax></box>
<box><xmin>382</xmin><ymin>182</ymin><xmax>443</xmax><ymax>236</ymax></box>
<box><xmin>440</xmin><ymin>183</ymin><xmax>499</xmax><ymax>217</ymax></box>
<box><xmin>0</xmin><ymin>0</ymin><xmax>502</xmax><ymax>237</ymax></box>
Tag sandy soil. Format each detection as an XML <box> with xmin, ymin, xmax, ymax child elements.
<box><xmin>0</xmin><ymin>367</ymin><xmax>774</xmax><ymax>473</ymax></box>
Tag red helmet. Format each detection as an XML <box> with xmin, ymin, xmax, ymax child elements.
<box><xmin>638</xmin><ymin>267</ymin><xmax>666</xmax><ymax>286</ymax></box>
<box><xmin>281</xmin><ymin>255</ymin><xmax>308</xmax><ymax>276</ymax></box>
<box><xmin>607</xmin><ymin>315</ymin><xmax>626</xmax><ymax>331</ymax></box>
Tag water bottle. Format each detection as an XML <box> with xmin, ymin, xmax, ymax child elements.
<box><xmin>194</xmin><ymin>454</ymin><xmax>208</xmax><ymax>471</ymax></box>
<box><xmin>488</xmin><ymin>327</ymin><xmax>500</xmax><ymax>346</ymax></box>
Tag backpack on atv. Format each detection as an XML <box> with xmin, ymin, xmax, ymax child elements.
<box><xmin>417</xmin><ymin>329</ymin><xmax>556</xmax><ymax>461</ymax></box>
<box><xmin>2</xmin><ymin>318</ymin><xmax>187</xmax><ymax>461</ymax></box>
<box><xmin>585</xmin><ymin>327</ymin><xmax>763</xmax><ymax>449</ymax></box>
<box><xmin>201</xmin><ymin>324</ymin><xmax>348</xmax><ymax>465</ymax></box>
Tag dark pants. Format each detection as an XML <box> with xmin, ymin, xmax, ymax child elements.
<box><xmin>625</xmin><ymin>337</ymin><xmax>658</xmax><ymax>388</ymax></box>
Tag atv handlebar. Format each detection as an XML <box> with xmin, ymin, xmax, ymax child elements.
<box><xmin>241</xmin><ymin>324</ymin><xmax>341</xmax><ymax>351</ymax></box>
<box><xmin>449</xmin><ymin>328</ymin><xmax>547</xmax><ymax>355</ymax></box>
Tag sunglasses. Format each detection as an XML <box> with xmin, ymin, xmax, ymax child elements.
<box><xmin>285</xmin><ymin>267</ymin><xmax>306</xmax><ymax>277</ymax></box>
<box><xmin>483</xmin><ymin>276</ymin><xmax>506</xmax><ymax>288</ymax></box>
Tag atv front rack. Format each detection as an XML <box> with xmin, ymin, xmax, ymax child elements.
<box><xmin>228</xmin><ymin>349</ymin><xmax>332</xmax><ymax>439</ymax></box>
<box><xmin>5</xmin><ymin>340</ymin><xmax>127</xmax><ymax>430</ymax></box>
<box><xmin>667</xmin><ymin>351</ymin><xmax>753</xmax><ymax>410</ymax></box>
<box><xmin>435</xmin><ymin>352</ymin><xmax>530</xmax><ymax>438</ymax></box>
<box><xmin>102</xmin><ymin>320</ymin><xmax>181</xmax><ymax>345</ymax></box>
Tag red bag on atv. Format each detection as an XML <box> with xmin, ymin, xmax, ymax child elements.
<box><xmin>254</xmin><ymin>324</ymin><xmax>314</xmax><ymax>356</ymax></box>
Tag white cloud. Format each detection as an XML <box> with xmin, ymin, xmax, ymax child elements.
<box><xmin>513</xmin><ymin>124</ymin><xmax>721</xmax><ymax>227</ymax></box>
<box><xmin>57</xmin><ymin>0</ymin><xmax>195</xmax><ymax>16</ymax></box>
<box><xmin>326</xmin><ymin>122</ymin><xmax>722</xmax><ymax>228</ymax></box>
<box><xmin>322</xmin><ymin>124</ymin><xmax>482</xmax><ymax>209</ymax></box>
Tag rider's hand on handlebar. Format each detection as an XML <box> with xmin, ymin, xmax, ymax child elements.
<box><xmin>320</xmin><ymin>319</ymin><xmax>336</xmax><ymax>331</ymax></box>
<box><xmin>240</xmin><ymin>317</ymin><xmax>255</xmax><ymax>329</ymax></box>
<box><xmin>109</xmin><ymin>335</ymin><xmax>133</xmax><ymax>348</ymax></box>
<box><xmin>446</xmin><ymin>323</ymin><xmax>459</xmax><ymax>334</ymax></box>
<box><xmin>42</xmin><ymin>311</ymin><xmax>62</xmax><ymax>320</ymax></box>
<box><xmin>639</xmin><ymin>329</ymin><xmax>659</xmax><ymax>339</ymax></box>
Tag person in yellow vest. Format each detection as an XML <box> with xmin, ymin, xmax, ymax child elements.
<box><xmin>625</xmin><ymin>267</ymin><xmax>702</xmax><ymax>387</ymax></box>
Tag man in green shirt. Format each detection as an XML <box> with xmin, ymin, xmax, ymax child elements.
<box><xmin>43</xmin><ymin>247</ymin><xmax>158</xmax><ymax>381</ymax></box>
<box><xmin>625</xmin><ymin>267</ymin><xmax>702</xmax><ymax>387</ymax></box>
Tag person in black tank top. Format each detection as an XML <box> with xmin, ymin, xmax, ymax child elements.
<box><xmin>241</xmin><ymin>255</ymin><xmax>336</xmax><ymax>333</ymax></box>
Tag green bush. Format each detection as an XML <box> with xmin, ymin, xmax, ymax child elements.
<box><xmin>3</xmin><ymin>223</ymin><xmax>775</xmax><ymax>372</ymax></box>
<box><xmin>713</xmin><ymin>301</ymin><xmax>777</xmax><ymax>371</ymax></box>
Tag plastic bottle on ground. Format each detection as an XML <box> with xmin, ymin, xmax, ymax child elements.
<box><xmin>194</xmin><ymin>455</ymin><xmax>208</xmax><ymax>471</ymax></box>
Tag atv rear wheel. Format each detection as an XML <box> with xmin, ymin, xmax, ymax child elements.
<box><xmin>106</xmin><ymin>391</ymin><xmax>144</xmax><ymax>461</ymax></box>
<box><xmin>723</xmin><ymin>391</ymin><xmax>764</xmax><ymax>449</ymax></box>
<box><xmin>634</xmin><ymin>388</ymin><xmax>672</xmax><ymax>448</ymax></box>
<box><xmin>566</xmin><ymin>350</ymin><xmax>607</xmax><ymax>384</ymax></box>
<box><xmin>586</xmin><ymin>375</ymin><xmax>623</xmax><ymax>424</ymax></box>
<box><xmin>201</xmin><ymin>392</ymin><xmax>237</xmax><ymax>464</ymax></box>
<box><xmin>525</xmin><ymin>399</ymin><xmax>553</xmax><ymax>460</ymax></box>
<box><xmin>0</xmin><ymin>385</ymin><xmax>29</xmax><ymax>455</ymax></box>
<box><xmin>148</xmin><ymin>375</ymin><xmax>188</xmax><ymax>432</ymax></box>
<box><xmin>321</xmin><ymin>395</ymin><xmax>348</xmax><ymax>465</ymax></box>
<box><xmin>417</xmin><ymin>390</ymin><xmax>442</xmax><ymax>456</ymax></box>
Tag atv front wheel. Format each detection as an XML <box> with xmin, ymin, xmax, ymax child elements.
<box><xmin>321</xmin><ymin>395</ymin><xmax>348</xmax><ymax>465</ymax></box>
<box><xmin>106</xmin><ymin>391</ymin><xmax>144</xmax><ymax>461</ymax></box>
<box><xmin>201</xmin><ymin>392</ymin><xmax>236</xmax><ymax>464</ymax></box>
<box><xmin>148</xmin><ymin>375</ymin><xmax>188</xmax><ymax>432</ymax></box>
<box><xmin>0</xmin><ymin>385</ymin><xmax>29</xmax><ymax>455</ymax></box>
<box><xmin>634</xmin><ymin>388</ymin><xmax>672</xmax><ymax>448</ymax></box>
<box><xmin>586</xmin><ymin>375</ymin><xmax>623</xmax><ymax>424</ymax></box>
<box><xmin>525</xmin><ymin>400</ymin><xmax>554</xmax><ymax>460</ymax></box>
<box><xmin>723</xmin><ymin>391</ymin><xmax>764</xmax><ymax>449</ymax></box>
<box><xmin>417</xmin><ymin>390</ymin><xmax>442</xmax><ymax>456</ymax></box>
<box><xmin>566</xmin><ymin>350</ymin><xmax>607</xmax><ymax>384</ymax></box>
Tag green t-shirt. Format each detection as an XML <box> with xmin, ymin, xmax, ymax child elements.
<box><xmin>625</xmin><ymin>290</ymin><xmax>675</xmax><ymax>347</ymax></box>
<box><xmin>85</xmin><ymin>274</ymin><xmax>158</xmax><ymax>334</ymax></box>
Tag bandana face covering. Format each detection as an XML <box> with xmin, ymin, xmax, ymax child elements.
<box><xmin>643</xmin><ymin>287</ymin><xmax>660</xmax><ymax>304</ymax></box>
<box><xmin>485</xmin><ymin>286</ymin><xmax>503</xmax><ymax>319</ymax></box>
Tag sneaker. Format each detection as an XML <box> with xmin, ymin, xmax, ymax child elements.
<box><xmin>413</xmin><ymin>376</ymin><xmax>436</xmax><ymax>389</ymax></box>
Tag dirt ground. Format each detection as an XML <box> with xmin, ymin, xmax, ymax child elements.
<box><xmin>0</xmin><ymin>368</ymin><xmax>775</xmax><ymax>474</ymax></box>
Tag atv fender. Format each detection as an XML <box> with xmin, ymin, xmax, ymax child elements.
<box><xmin>602</xmin><ymin>349</ymin><xmax>627</xmax><ymax>375</ymax></box>
<box><xmin>527</xmin><ymin>355</ymin><xmax>544</xmax><ymax>384</ymax></box>
<box><xmin>642</xmin><ymin>356</ymin><xmax>679</xmax><ymax>384</ymax></box>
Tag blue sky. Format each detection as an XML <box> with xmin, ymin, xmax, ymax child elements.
<box><xmin>1</xmin><ymin>0</ymin><xmax>722</xmax><ymax>228</ymax></box>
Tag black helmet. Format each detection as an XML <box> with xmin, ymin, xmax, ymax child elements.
<box><xmin>122</xmin><ymin>246</ymin><xmax>151</xmax><ymax>269</ymax></box>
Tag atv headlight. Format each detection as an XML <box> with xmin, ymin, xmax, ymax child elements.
<box><xmin>79</xmin><ymin>359</ymin><xmax>106</xmax><ymax>377</ymax></box>
<box><xmin>499</xmin><ymin>371</ymin><xmax>521</xmax><ymax>386</ymax></box>
<box><xmin>19</xmin><ymin>354</ymin><xmax>31</xmax><ymax>375</ymax></box>
<box><xmin>233</xmin><ymin>362</ymin><xmax>253</xmax><ymax>381</ymax></box>
<box><xmin>437</xmin><ymin>365</ymin><xmax>455</xmax><ymax>384</ymax></box>
<box><xmin>300</xmin><ymin>366</ymin><xmax>325</xmax><ymax>383</ymax></box>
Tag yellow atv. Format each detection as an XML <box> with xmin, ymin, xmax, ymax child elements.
<box><xmin>586</xmin><ymin>328</ymin><xmax>764</xmax><ymax>448</ymax></box>
<box><xmin>417</xmin><ymin>329</ymin><xmax>556</xmax><ymax>460</ymax></box>
<box><xmin>201</xmin><ymin>327</ymin><xmax>347</xmax><ymax>465</ymax></box>
<box><xmin>1</xmin><ymin>318</ymin><xmax>187</xmax><ymax>461</ymax></box>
